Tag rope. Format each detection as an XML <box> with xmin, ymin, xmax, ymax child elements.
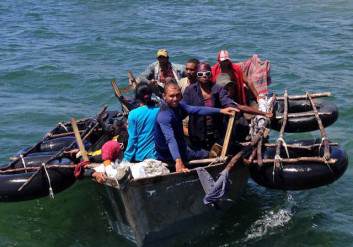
<box><xmin>42</xmin><ymin>163</ymin><xmax>54</xmax><ymax>199</ymax></box>
<box><xmin>273</xmin><ymin>154</ymin><xmax>283</xmax><ymax>183</ymax></box>
<box><xmin>277</xmin><ymin>137</ymin><xmax>290</xmax><ymax>158</ymax></box>
<box><xmin>20</xmin><ymin>154</ymin><xmax>28</xmax><ymax>173</ymax></box>
<box><xmin>58</xmin><ymin>122</ymin><xmax>69</xmax><ymax>132</ymax></box>
<box><xmin>318</xmin><ymin>137</ymin><xmax>328</xmax><ymax>156</ymax></box>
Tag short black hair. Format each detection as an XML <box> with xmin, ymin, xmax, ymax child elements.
<box><xmin>186</xmin><ymin>58</ymin><xmax>200</xmax><ymax>65</ymax></box>
<box><xmin>164</xmin><ymin>81</ymin><xmax>180</xmax><ymax>94</ymax></box>
<box><xmin>135</xmin><ymin>82</ymin><xmax>153</xmax><ymax>105</ymax></box>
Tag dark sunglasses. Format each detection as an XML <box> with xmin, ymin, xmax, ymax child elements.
<box><xmin>196</xmin><ymin>71</ymin><xmax>211</xmax><ymax>77</ymax></box>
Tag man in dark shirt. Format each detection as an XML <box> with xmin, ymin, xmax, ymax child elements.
<box><xmin>154</xmin><ymin>82</ymin><xmax>238</xmax><ymax>173</ymax></box>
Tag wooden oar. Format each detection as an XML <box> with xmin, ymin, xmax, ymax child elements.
<box><xmin>71</xmin><ymin>118</ymin><xmax>89</xmax><ymax>162</ymax></box>
<box><xmin>127</xmin><ymin>70</ymin><xmax>137</xmax><ymax>89</ymax></box>
<box><xmin>190</xmin><ymin>113</ymin><xmax>236</xmax><ymax>165</ymax></box>
<box><xmin>220</xmin><ymin>113</ymin><xmax>236</xmax><ymax>158</ymax></box>
<box><xmin>111</xmin><ymin>79</ymin><xmax>131</xmax><ymax>113</ymax></box>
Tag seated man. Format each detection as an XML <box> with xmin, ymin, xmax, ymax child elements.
<box><xmin>183</xmin><ymin>62</ymin><xmax>235</xmax><ymax>150</ymax></box>
<box><xmin>137</xmin><ymin>49</ymin><xmax>184</xmax><ymax>97</ymax></box>
<box><xmin>154</xmin><ymin>82</ymin><xmax>238</xmax><ymax>173</ymax></box>
<box><xmin>216</xmin><ymin>73</ymin><xmax>272</xmax><ymax>141</ymax></box>
<box><xmin>212</xmin><ymin>50</ymin><xmax>259</xmax><ymax>105</ymax></box>
<box><xmin>179</xmin><ymin>58</ymin><xmax>199</xmax><ymax>94</ymax></box>
<box><xmin>123</xmin><ymin>82</ymin><xmax>160</xmax><ymax>162</ymax></box>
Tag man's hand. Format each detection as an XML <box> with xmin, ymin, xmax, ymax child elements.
<box><xmin>220</xmin><ymin>107</ymin><xmax>240</xmax><ymax>116</ymax></box>
<box><xmin>92</xmin><ymin>172</ymin><xmax>106</xmax><ymax>184</ymax></box>
<box><xmin>175</xmin><ymin>159</ymin><xmax>189</xmax><ymax>173</ymax></box>
<box><xmin>265</xmin><ymin>112</ymin><xmax>273</xmax><ymax>118</ymax></box>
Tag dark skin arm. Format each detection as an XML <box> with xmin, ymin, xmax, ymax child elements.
<box><xmin>237</xmin><ymin>104</ymin><xmax>273</xmax><ymax>118</ymax></box>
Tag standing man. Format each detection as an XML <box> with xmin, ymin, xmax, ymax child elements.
<box><xmin>154</xmin><ymin>82</ymin><xmax>238</xmax><ymax>173</ymax></box>
<box><xmin>137</xmin><ymin>49</ymin><xmax>184</xmax><ymax>96</ymax></box>
<box><xmin>179</xmin><ymin>58</ymin><xmax>199</xmax><ymax>94</ymax></box>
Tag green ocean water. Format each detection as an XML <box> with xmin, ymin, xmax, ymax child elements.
<box><xmin>0</xmin><ymin>0</ymin><xmax>352</xmax><ymax>246</ymax></box>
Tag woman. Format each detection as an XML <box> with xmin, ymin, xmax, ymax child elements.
<box><xmin>123</xmin><ymin>82</ymin><xmax>160</xmax><ymax>162</ymax></box>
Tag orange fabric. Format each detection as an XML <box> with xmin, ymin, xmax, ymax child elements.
<box><xmin>211</xmin><ymin>63</ymin><xmax>247</xmax><ymax>105</ymax></box>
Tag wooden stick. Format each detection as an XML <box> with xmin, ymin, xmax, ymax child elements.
<box><xmin>46</xmin><ymin>130</ymin><xmax>85</xmax><ymax>138</ymax></box>
<box><xmin>111</xmin><ymin>79</ymin><xmax>130</xmax><ymax>113</ymax></box>
<box><xmin>0</xmin><ymin>164</ymin><xmax>78</xmax><ymax>174</ymax></box>
<box><xmin>251</xmin><ymin>157</ymin><xmax>337</xmax><ymax>165</ymax></box>
<box><xmin>264</xmin><ymin>142</ymin><xmax>338</xmax><ymax>150</ymax></box>
<box><xmin>71</xmin><ymin>118</ymin><xmax>89</xmax><ymax>162</ymax></box>
<box><xmin>275</xmin><ymin>111</ymin><xmax>332</xmax><ymax>120</ymax></box>
<box><xmin>225</xmin><ymin>129</ymin><xmax>265</xmax><ymax>171</ymax></box>
<box><xmin>275</xmin><ymin>90</ymin><xmax>288</xmax><ymax>167</ymax></box>
<box><xmin>189</xmin><ymin>157</ymin><xmax>227</xmax><ymax>165</ymax></box>
<box><xmin>257</xmin><ymin>137</ymin><xmax>263</xmax><ymax>166</ymax></box>
<box><xmin>127</xmin><ymin>70</ymin><xmax>137</xmax><ymax>88</ymax></box>
<box><xmin>221</xmin><ymin>113</ymin><xmax>236</xmax><ymax>158</ymax></box>
<box><xmin>307</xmin><ymin>93</ymin><xmax>330</xmax><ymax>160</ymax></box>
<box><xmin>276</xmin><ymin>92</ymin><xmax>331</xmax><ymax>100</ymax></box>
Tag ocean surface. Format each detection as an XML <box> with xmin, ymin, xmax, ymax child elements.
<box><xmin>0</xmin><ymin>0</ymin><xmax>352</xmax><ymax>246</ymax></box>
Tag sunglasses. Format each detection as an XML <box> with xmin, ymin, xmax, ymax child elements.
<box><xmin>196</xmin><ymin>71</ymin><xmax>211</xmax><ymax>77</ymax></box>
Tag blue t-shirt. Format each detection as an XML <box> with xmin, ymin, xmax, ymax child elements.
<box><xmin>123</xmin><ymin>105</ymin><xmax>160</xmax><ymax>161</ymax></box>
<box><xmin>154</xmin><ymin>101</ymin><xmax>220</xmax><ymax>162</ymax></box>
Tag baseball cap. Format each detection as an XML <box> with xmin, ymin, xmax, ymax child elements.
<box><xmin>217</xmin><ymin>50</ymin><xmax>231</xmax><ymax>62</ymax></box>
<box><xmin>156</xmin><ymin>49</ymin><xmax>168</xmax><ymax>58</ymax></box>
<box><xmin>216</xmin><ymin>73</ymin><xmax>233</xmax><ymax>87</ymax></box>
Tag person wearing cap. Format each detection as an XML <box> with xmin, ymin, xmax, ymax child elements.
<box><xmin>137</xmin><ymin>49</ymin><xmax>184</xmax><ymax>96</ymax></box>
<box><xmin>211</xmin><ymin>50</ymin><xmax>259</xmax><ymax>105</ymax></box>
<box><xmin>178</xmin><ymin>58</ymin><xmax>200</xmax><ymax>94</ymax></box>
<box><xmin>183</xmin><ymin>62</ymin><xmax>235</xmax><ymax>150</ymax></box>
<box><xmin>216</xmin><ymin>72</ymin><xmax>273</xmax><ymax>141</ymax></box>
<box><xmin>123</xmin><ymin>82</ymin><xmax>160</xmax><ymax>162</ymax></box>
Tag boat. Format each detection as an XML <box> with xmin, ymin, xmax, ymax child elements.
<box><xmin>101</xmin><ymin>159</ymin><xmax>249</xmax><ymax>247</ymax></box>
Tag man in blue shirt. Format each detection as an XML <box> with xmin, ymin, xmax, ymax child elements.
<box><xmin>155</xmin><ymin>82</ymin><xmax>238</xmax><ymax>173</ymax></box>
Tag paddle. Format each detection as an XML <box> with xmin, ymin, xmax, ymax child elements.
<box><xmin>127</xmin><ymin>70</ymin><xmax>137</xmax><ymax>89</ymax></box>
<box><xmin>111</xmin><ymin>79</ymin><xmax>131</xmax><ymax>113</ymax></box>
<box><xmin>71</xmin><ymin>118</ymin><xmax>89</xmax><ymax>162</ymax></box>
<box><xmin>220</xmin><ymin>113</ymin><xmax>236</xmax><ymax>158</ymax></box>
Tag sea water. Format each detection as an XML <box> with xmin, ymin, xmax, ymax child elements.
<box><xmin>0</xmin><ymin>1</ymin><xmax>352</xmax><ymax>246</ymax></box>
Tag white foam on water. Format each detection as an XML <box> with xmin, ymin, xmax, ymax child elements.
<box><xmin>244</xmin><ymin>193</ymin><xmax>295</xmax><ymax>242</ymax></box>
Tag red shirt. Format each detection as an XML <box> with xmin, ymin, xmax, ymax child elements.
<box><xmin>211</xmin><ymin>63</ymin><xmax>247</xmax><ymax>105</ymax></box>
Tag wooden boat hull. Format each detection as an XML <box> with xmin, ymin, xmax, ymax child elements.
<box><xmin>102</xmin><ymin>162</ymin><xmax>249</xmax><ymax>247</ymax></box>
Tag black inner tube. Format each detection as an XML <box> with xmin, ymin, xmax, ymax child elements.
<box><xmin>271</xmin><ymin>99</ymin><xmax>338</xmax><ymax>132</ymax></box>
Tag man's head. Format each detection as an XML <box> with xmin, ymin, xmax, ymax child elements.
<box><xmin>163</xmin><ymin>82</ymin><xmax>182</xmax><ymax>108</ymax></box>
<box><xmin>217</xmin><ymin>50</ymin><xmax>231</xmax><ymax>62</ymax></box>
<box><xmin>196</xmin><ymin>62</ymin><xmax>212</xmax><ymax>85</ymax></box>
<box><xmin>185</xmin><ymin>58</ymin><xmax>199</xmax><ymax>83</ymax></box>
<box><xmin>156</xmin><ymin>49</ymin><xmax>169</xmax><ymax>68</ymax></box>
<box><xmin>216</xmin><ymin>73</ymin><xmax>235</xmax><ymax>98</ymax></box>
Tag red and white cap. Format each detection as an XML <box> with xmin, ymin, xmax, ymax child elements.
<box><xmin>217</xmin><ymin>50</ymin><xmax>231</xmax><ymax>62</ymax></box>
